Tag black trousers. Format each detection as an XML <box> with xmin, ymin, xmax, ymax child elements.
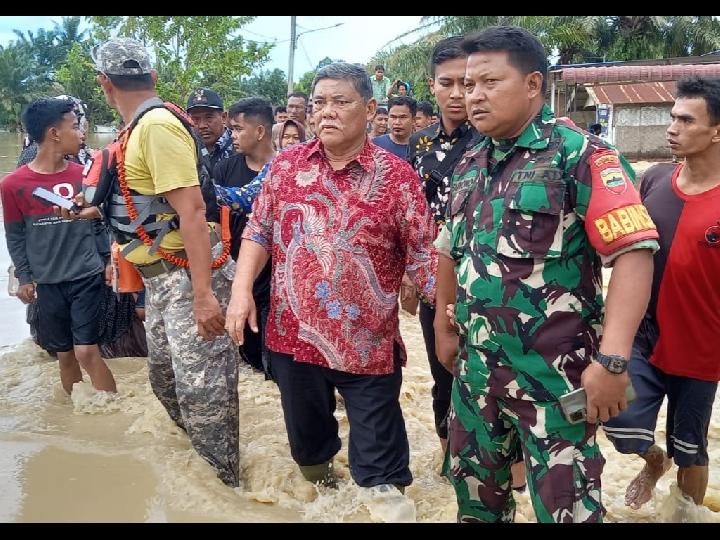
<box><xmin>419</xmin><ymin>301</ymin><xmax>453</xmax><ymax>439</ymax></box>
<box><xmin>270</xmin><ymin>344</ymin><xmax>412</xmax><ymax>488</ymax></box>
<box><xmin>240</xmin><ymin>295</ymin><xmax>271</xmax><ymax>379</ymax></box>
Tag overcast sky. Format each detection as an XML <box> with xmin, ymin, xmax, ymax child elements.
<box><xmin>0</xmin><ymin>16</ymin><xmax>430</xmax><ymax>81</ymax></box>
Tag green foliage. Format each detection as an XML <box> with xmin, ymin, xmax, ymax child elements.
<box><xmin>295</xmin><ymin>56</ymin><xmax>341</xmax><ymax>96</ymax></box>
<box><xmin>0</xmin><ymin>16</ymin><xmax>276</xmax><ymax>129</ymax></box>
<box><xmin>55</xmin><ymin>42</ymin><xmax>116</xmax><ymax>126</ymax></box>
<box><xmin>0</xmin><ymin>17</ymin><xmax>93</xmax><ymax>128</ymax></box>
<box><xmin>237</xmin><ymin>68</ymin><xmax>288</xmax><ymax>106</ymax></box>
<box><xmin>370</xmin><ymin>15</ymin><xmax>720</xmax><ymax>97</ymax></box>
<box><xmin>88</xmin><ymin>16</ymin><xmax>272</xmax><ymax>106</ymax></box>
<box><xmin>370</xmin><ymin>33</ymin><xmax>443</xmax><ymax>104</ymax></box>
<box><xmin>0</xmin><ymin>41</ymin><xmax>62</xmax><ymax>129</ymax></box>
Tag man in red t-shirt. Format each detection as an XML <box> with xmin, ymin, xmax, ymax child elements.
<box><xmin>603</xmin><ymin>76</ymin><xmax>720</xmax><ymax>511</ymax></box>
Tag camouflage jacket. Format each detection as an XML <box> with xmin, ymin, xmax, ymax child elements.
<box><xmin>436</xmin><ymin>105</ymin><xmax>659</xmax><ymax>402</ymax></box>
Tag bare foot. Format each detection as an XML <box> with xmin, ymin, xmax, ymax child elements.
<box><xmin>625</xmin><ymin>447</ymin><xmax>672</xmax><ymax>509</ymax></box>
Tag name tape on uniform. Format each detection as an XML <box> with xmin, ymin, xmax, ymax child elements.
<box><xmin>594</xmin><ymin>204</ymin><xmax>655</xmax><ymax>244</ymax></box>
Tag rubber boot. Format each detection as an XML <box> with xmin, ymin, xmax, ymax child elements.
<box><xmin>299</xmin><ymin>460</ymin><xmax>338</xmax><ymax>488</ymax></box>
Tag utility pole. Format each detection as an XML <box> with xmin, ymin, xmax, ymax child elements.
<box><xmin>287</xmin><ymin>18</ymin><xmax>343</xmax><ymax>96</ymax></box>
<box><xmin>287</xmin><ymin>16</ymin><xmax>297</xmax><ymax>95</ymax></box>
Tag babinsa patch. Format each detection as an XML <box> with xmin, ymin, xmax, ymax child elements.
<box><xmin>591</xmin><ymin>152</ymin><xmax>628</xmax><ymax>195</ymax></box>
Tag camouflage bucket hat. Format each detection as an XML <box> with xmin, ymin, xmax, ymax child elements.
<box><xmin>92</xmin><ymin>37</ymin><xmax>152</xmax><ymax>76</ymax></box>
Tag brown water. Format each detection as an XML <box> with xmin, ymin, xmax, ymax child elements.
<box><xmin>0</xmin><ymin>131</ymin><xmax>117</xmax><ymax>176</ymax></box>
<box><xmin>0</xmin><ymin>132</ymin><xmax>718</xmax><ymax>522</ymax></box>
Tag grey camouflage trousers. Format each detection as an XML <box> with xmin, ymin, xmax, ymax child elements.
<box><xmin>144</xmin><ymin>260</ymin><xmax>240</xmax><ymax>487</ymax></box>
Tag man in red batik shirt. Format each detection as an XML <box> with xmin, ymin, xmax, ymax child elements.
<box><xmin>225</xmin><ymin>62</ymin><xmax>437</xmax><ymax>494</ymax></box>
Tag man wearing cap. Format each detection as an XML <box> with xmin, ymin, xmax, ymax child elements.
<box><xmin>186</xmin><ymin>87</ymin><xmax>235</xmax><ymax>169</ymax></box>
<box><xmin>87</xmin><ymin>38</ymin><xmax>241</xmax><ymax>487</ymax></box>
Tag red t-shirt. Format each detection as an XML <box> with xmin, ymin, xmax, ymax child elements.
<box><xmin>1</xmin><ymin>162</ymin><xmax>107</xmax><ymax>285</ymax></box>
<box><xmin>641</xmin><ymin>163</ymin><xmax>720</xmax><ymax>381</ymax></box>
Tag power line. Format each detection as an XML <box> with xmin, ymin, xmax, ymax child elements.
<box><xmin>298</xmin><ymin>37</ymin><xmax>314</xmax><ymax>71</ymax></box>
<box><xmin>376</xmin><ymin>17</ymin><xmax>446</xmax><ymax>52</ymax></box>
<box><xmin>243</xmin><ymin>28</ymin><xmax>277</xmax><ymax>41</ymax></box>
<box><xmin>297</xmin><ymin>22</ymin><xmax>343</xmax><ymax>39</ymax></box>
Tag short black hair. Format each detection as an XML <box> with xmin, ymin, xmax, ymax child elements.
<box><xmin>228</xmin><ymin>97</ymin><xmax>274</xmax><ymax>132</ymax></box>
<box><xmin>274</xmin><ymin>105</ymin><xmax>286</xmax><ymax>114</ymax></box>
<box><xmin>588</xmin><ymin>123</ymin><xmax>602</xmax><ymax>135</ymax></box>
<box><xmin>416</xmin><ymin>100</ymin><xmax>434</xmax><ymax>117</ymax></box>
<box><xmin>106</xmin><ymin>73</ymin><xmax>154</xmax><ymax>91</ymax></box>
<box><xmin>677</xmin><ymin>76</ymin><xmax>720</xmax><ymax>125</ymax></box>
<box><xmin>397</xmin><ymin>81</ymin><xmax>409</xmax><ymax>92</ymax></box>
<box><xmin>461</xmin><ymin>26</ymin><xmax>548</xmax><ymax>92</ymax></box>
<box><xmin>388</xmin><ymin>96</ymin><xmax>417</xmax><ymax>116</ymax></box>
<box><xmin>375</xmin><ymin>64</ymin><xmax>385</xmax><ymax>71</ymax></box>
<box><xmin>376</xmin><ymin>107</ymin><xmax>388</xmax><ymax>116</ymax></box>
<box><xmin>22</xmin><ymin>98</ymin><xmax>75</xmax><ymax>144</ymax></box>
<box><xmin>430</xmin><ymin>36</ymin><xmax>467</xmax><ymax>79</ymax></box>
<box><xmin>287</xmin><ymin>91</ymin><xmax>308</xmax><ymax>104</ymax></box>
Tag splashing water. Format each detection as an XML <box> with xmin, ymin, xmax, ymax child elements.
<box><xmin>0</xmin><ymin>312</ymin><xmax>718</xmax><ymax>522</ymax></box>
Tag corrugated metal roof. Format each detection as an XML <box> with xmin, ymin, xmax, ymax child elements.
<box><xmin>587</xmin><ymin>81</ymin><xmax>677</xmax><ymax>105</ymax></box>
<box><xmin>562</xmin><ymin>64</ymin><xmax>720</xmax><ymax>84</ymax></box>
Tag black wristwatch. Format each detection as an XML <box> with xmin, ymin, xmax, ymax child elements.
<box><xmin>595</xmin><ymin>352</ymin><xmax>628</xmax><ymax>374</ymax></box>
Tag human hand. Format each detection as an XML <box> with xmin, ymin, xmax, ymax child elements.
<box><xmin>445</xmin><ymin>303</ymin><xmax>457</xmax><ymax>329</ymax></box>
<box><xmin>224</xmin><ymin>288</ymin><xmax>257</xmax><ymax>345</ymax></box>
<box><xmin>54</xmin><ymin>193</ymin><xmax>101</xmax><ymax>220</ymax></box>
<box><xmin>17</xmin><ymin>283</ymin><xmax>36</xmax><ymax>304</ymax></box>
<box><xmin>193</xmin><ymin>291</ymin><xmax>226</xmax><ymax>341</ymax></box>
<box><xmin>581</xmin><ymin>361</ymin><xmax>630</xmax><ymax>423</ymax></box>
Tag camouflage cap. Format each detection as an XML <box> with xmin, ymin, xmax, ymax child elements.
<box><xmin>92</xmin><ymin>37</ymin><xmax>152</xmax><ymax>76</ymax></box>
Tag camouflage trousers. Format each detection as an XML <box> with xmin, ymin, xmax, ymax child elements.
<box><xmin>144</xmin><ymin>261</ymin><xmax>240</xmax><ymax>487</ymax></box>
<box><xmin>444</xmin><ymin>378</ymin><xmax>605</xmax><ymax>523</ymax></box>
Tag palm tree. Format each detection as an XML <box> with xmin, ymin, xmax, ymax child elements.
<box><xmin>53</xmin><ymin>17</ymin><xmax>88</xmax><ymax>61</ymax></box>
<box><xmin>0</xmin><ymin>45</ymin><xmax>61</xmax><ymax>129</ymax></box>
<box><xmin>371</xmin><ymin>15</ymin><xmax>720</xmax><ymax>90</ymax></box>
<box><xmin>606</xmin><ymin>16</ymin><xmax>666</xmax><ymax>60</ymax></box>
<box><xmin>370</xmin><ymin>16</ymin><xmax>551</xmax><ymax>100</ymax></box>
<box><xmin>661</xmin><ymin>16</ymin><xmax>720</xmax><ymax>58</ymax></box>
<box><xmin>12</xmin><ymin>27</ymin><xmax>61</xmax><ymax>75</ymax></box>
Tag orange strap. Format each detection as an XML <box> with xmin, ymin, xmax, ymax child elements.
<box><xmin>116</xmin><ymin>130</ymin><xmax>231</xmax><ymax>269</ymax></box>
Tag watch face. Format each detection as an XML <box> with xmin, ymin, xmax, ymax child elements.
<box><xmin>609</xmin><ymin>357</ymin><xmax>626</xmax><ymax>373</ymax></box>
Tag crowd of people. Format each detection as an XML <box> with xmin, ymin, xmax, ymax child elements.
<box><xmin>1</xmin><ymin>25</ymin><xmax>718</xmax><ymax>523</ymax></box>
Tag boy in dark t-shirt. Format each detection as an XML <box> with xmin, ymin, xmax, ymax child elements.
<box><xmin>1</xmin><ymin>98</ymin><xmax>116</xmax><ymax>394</ymax></box>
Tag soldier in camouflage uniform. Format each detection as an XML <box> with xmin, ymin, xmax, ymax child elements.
<box><xmin>433</xmin><ymin>26</ymin><xmax>660</xmax><ymax>523</ymax></box>
<box><xmin>87</xmin><ymin>38</ymin><xmax>241</xmax><ymax>487</ymax></box>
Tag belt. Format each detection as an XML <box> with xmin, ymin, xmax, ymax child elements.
<box><xmin>135</xmin><ymin>250</ymin><xmax>187</xmax><ymax>279</ymax></box>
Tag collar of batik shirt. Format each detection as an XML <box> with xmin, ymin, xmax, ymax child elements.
<box><xmin>306</xmin><ymin>136</ymin><xmax>376</xmax><ymax>173</ymax></box>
